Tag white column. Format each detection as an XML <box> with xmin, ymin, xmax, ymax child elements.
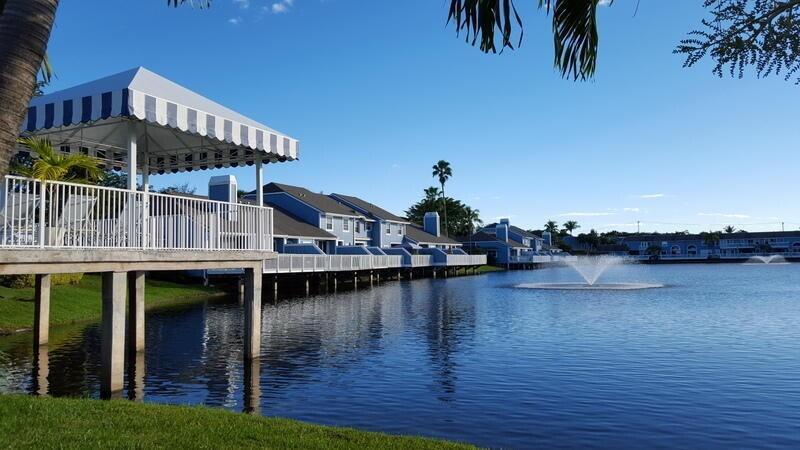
<box><xmin>127</xmin><ymin>271</ymin><xmax>145</xmax><ymax>353</ymax></box>
<box><xmin>141</xmin><ymin>151</ymin><xmax>150</xmax><ymax>248</ymax></box>
<box><xmin>101</xmin><ymin>272</ymin><xmax>126</xmax><ymax>397</ymax></box>
<box><xmin>243</xmin><ymin>266</ymin><xmax>262</xmax><ymax>359</ymax></box>
<box><xmin>141</xmin><ymin>152</ymin><xmax>150</xmax><ymax>192</ymax></box>
<box><xmin>126</xmin><ymin>127</ymin><xmax>138</xmax><ymax>191</ymax></box>
<box><xmin>255</xmin><ymin>153</ymin><xmax>264</xmax><ymax>207</ymax></box>
<box><xmin>34</xmin><ymin>274</ymin><xmax>50</xmax><ymax>346</ymax></box>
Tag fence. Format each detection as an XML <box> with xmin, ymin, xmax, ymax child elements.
<box><xmin>1</xmin><ymin>176</ymin><xmax>273</xmax><ymax>251</ymax></box>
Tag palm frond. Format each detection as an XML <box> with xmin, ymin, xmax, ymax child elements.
<box><xmin>552</xmin><ymin>0</ymin><xmax>605</xmax><ymax>81</ymax></box>
<box><xmin>448</xmin><ymin>0</ymin><xmax>608</xmax><ymax>80</ymax></box>
<box><xmin>166</xmin><ymin>0</ymin><xmax>211</xmax><ymax>8</ymax></box>
<box><xmin>17</xmin><ymin>137</ymin><xmax>102</xmax><ymax>182</ymax></box>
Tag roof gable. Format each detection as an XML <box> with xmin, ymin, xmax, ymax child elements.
<box><xmin>263</xmin><ymin>183</ymin><xmax>365</xmax><ymax>217</ymax></box>
<box><xmin>331</xmin><ymin>193</ymin><xmax>408</xmax><ymax>223</ymax></box>
<box><xmin>405</xmin><ymin>225</ymin><xmax>462</xmax><ymax>246</ymax></box>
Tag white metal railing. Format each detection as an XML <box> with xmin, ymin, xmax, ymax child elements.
<box><xmin>510</xmin><ymin>254</ymin><xmax>552</xmax><ymax>263</ymax></box>
<box><xmin>1</xmin><ymin>176</ymin><xmax>273</xmax><ymax>252</ymax></box>
<box><xmin>263</xmin><ymin>254</ymin><xmax>403</xmax><ymax>273</ymax></box>
<box><xmin>442</xmin><ymin>254</ymin><xmax>487</xmax><ymax>266</ymax></box>
<box><xmin>411</xmin><ymin>254</ymin><xmax>433</xmax><ymax>267</ymax></box>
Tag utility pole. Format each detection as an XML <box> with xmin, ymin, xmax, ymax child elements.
<box><xmin>782</xmin><ymin>221</ymin><xmax>785</xmax><ymax>232</ymax></box>
<box><xmin>637</xmin><ymin>221</ymin><xmax>641</xmax><ymax>234</ymax></box>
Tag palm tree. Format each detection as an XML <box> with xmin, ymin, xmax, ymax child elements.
<box><xmin>701</xmin><ymin>231</ymin><xmax>722</xmax><ymax>256</ymax></box>
<box><xmin>14</xmin><ymin>136</ymin><xmax>101</xmax><ymax>182</ymax></box>
<box><xmin>563</xmin><ymin>220</ymin><xmax>580</xmax><ymax>236</ymax></box>
<box><xmin>464</xmin><ymin>206</ymin><xmax>482</xmax><ymax>235</ymax></box>
<box><xmin>544</xmin><ymin>220</ymin><xmax>559</xmax><ymax>235</ymax></box>
<box><xmin>723</xmin><ymin>225</ymin><xmax>736</xmax><ymax>233</ymax></box>
<box><xmin>432</xmin><ymin>160</ymin><xmax>453</xmax><ymax>236</ymax></box>
<box><xmin>0</xmin><ymin>0</ymin><xmax>202</xmax><ymax>178</ymax></box>
<box><xmin>423</xmin><ymin>186</ymin><xmax>440</xmax><ymax>202</ymax></box>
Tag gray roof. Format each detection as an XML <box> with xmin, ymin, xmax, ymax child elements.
<box><xmin>405</xmin><ymin>225</ymin><xmax>462</xmax><ymax>246</ymax></box>
<box><xmin>482</xmin><ymin>223</ymin><xmax>543</xmax><ymax>240</ymax></box>
<box><xmin>260</xmin><ymin>183</ymin><xmax>364</xmax><ymax>217</ymax></box>
<box><xmin>461</xmin><ymin>231</ymin><xmax>528</xmax><ymax>248</ymax></box>
<box><xmin>331</xmin><ymin>193</ymin><xmax>409</xmax><ymax>223</ymax></box>
<box><xmin>271</xmin><ymin>208</ymin><xmax>336</xmax><ymax>240</ymax></box>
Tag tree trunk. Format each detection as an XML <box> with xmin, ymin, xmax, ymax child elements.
<box><xmin>0</xmin><ymin>0</ymin><xmax>59</xmax><ymax>178</ymax></box>
<box><xmin>440</xmin><ymin>183</ymin><xmax>448</xmax><ymax>237</ymax></box>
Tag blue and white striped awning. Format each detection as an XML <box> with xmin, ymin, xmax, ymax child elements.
<box><xmin>22</xmin><ymin>67</ymin><xmax>299</xmax><ymax>174</ymax></box>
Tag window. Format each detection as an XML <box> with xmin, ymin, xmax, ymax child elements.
<box><xmin>343</xmin><ymin>218</ymin><xmax>350</xmax><ymax>232</ymax></box>
<box><xmin>325</xmin><ymin>217</ymin><xmax>333</xmax><ymax>230</ymax></box>
<box><xmin>385</xmin><ymin>225</ymin><xmax>391</xmax><ymax>235</ymax></box>
<box><xmin>397</xmin><ymin>225</ymin><xmax>402</xmax><ymax>235</ymax></box>
<box><xmin>355</xmin><ymin>221</ymin><xmax>361</xmax><ymax>233</ymax></box>
<box><xmin>366</xmin><ymin>222</ymin><xmax>372</xmax><ymax>232</ymax></box>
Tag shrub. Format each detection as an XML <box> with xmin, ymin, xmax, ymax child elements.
<box><xmin>0</xmin><ymin>273</ymin><xmax>84</xmax><ymax>288</ymax></box>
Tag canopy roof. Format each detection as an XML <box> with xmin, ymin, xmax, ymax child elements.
<box><xmin>23</xmin><ymin>67</ymin><xmax>299</xmax><ymax>174</ymax></box>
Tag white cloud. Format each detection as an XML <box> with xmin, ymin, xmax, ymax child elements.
<box><xmin>558</xmin><ymin>212</ymin><xmax>616</xmax><ymax>217</ymax></box>
<box><xmin>598</xmin><ymin>0</ymin><xmax>612</xmax><ymax>6</ymax></box>
<box><xmin>623</xmin><ymin>207</ymin><xmax>640</xmax><ymax>213</ymax></box>
<box><xmin>698</xmin><ymin>213</ymin><xmax>751</xmax><ymax>219</ymax></box>
<box><xmin>637</xmin><ymin>193</ymin><xmax>666</xmax><ymax>199</ymax></box>
<box><xmin>270</xmin><ymin>0</ymin><xmax>293</xmax><ymax>13</ymax></box>
<box><xmin>228</xmin><ymin>17</ymin><xmax>242</xmax><ymax>25</ymax></box>
<box><xmin>233</xmin><ymin>0</ymin><xmax>249</xmax><ymax>8</ymax></box>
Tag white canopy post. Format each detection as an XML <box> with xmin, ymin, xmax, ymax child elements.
<box><xmin>141</xmin><ymin>147</ymin><xmax>150</xmax><ymax>249</ymax></box>
<box><xmin>126</xmin><ymin>125</ymin><xmax>137</xmax><ymax>191</ymax></box>
<box><xmin>255</xmin><ymin>153</ymin><xmax>264</xmax><ymax>207</ymax></box>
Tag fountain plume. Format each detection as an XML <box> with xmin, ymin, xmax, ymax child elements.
<box><xmin>745</xmin><ymin>255</ymin><xmax>789</xmax><ymax>265</ymax></box>
<box><xmin>567</xmin><ymin>255</ymin><xmax>625</xmax><ymax>286</ymax></box>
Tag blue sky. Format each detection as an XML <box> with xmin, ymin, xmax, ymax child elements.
<box><xmin>44</xmin><ymin>1</ymin><xmax>800</xmax><ymax>233</ymax></box>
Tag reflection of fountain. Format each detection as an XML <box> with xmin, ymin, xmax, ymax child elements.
<box><xmin>745</xmin><ymin>255</ymin><xmax>789</xmax><ymax>265</ymax></box>
<box><xmin>518</xmin><ymin>255</ymin><xmax>663</xmax><ymax>290</ymax></box>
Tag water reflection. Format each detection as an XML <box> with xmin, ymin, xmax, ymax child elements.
<box><xmin>1</xmin><ymin>265</ymin><xmax>800</xmax><ymax>449</ymax></box>
<box><xmin>31</xmin><ymin>344</ymin><xmax>48</xmax><ymax>396</ymax></box>
<box><xmin>243</xmin><ymin>358</ymin><xmax>260</xmax><ymax>415</ymax></box>
<box><xmin>127</xmin><ymin>352</ymin><xmax>145</xmax><ymax>402</ymax></box>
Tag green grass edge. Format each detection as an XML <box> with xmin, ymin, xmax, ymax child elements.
<box><xmin>0</xmin><ymin>394</ymin><xmax>476</xmax><ymax>449</ymax></box>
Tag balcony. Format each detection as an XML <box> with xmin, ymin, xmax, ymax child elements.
<box><xmin>1</xmin><ymin>176</ymin><xmax>273</xmax><ymax>252</ymax></box>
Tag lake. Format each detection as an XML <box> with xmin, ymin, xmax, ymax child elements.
<box><xmin>2</xmin><ymin>263</ymin><xmax>800</xmax><ymax>449</ymax></box>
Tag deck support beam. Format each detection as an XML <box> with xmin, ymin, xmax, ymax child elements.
<box><xmin>101</xmin><ymin>272</ymin><xmax>127</xmax><ymax>397</ymax></box>
<box><xmin>243</xmin><ymin>268</ymin><xmax>262</xmax><ymax>360</ymax></box>
<box><xmin>127</xmin><ymin>271</ymin><xmax>145</xmax><ymax>353</ymax></box>
<box><xmin>33</xmin><ymin>274</ymin><xmax>50</xmax><ymax>347</ymax></box>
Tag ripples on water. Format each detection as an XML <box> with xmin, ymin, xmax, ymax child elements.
<box><xmin>2</xmin><ymin>264</ymin><xmax>800</xmax><ymax>449</ymax></box>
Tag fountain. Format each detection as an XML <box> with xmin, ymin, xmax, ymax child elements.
<box><xmin>517</xmin><ymin>255</ymin><xmax>663</xmax><ymax>290</ymax></box>
<box><xmin>744</xmin><ymin>255</ymin><xmax>790</xmax><ymax>265</ymax></box>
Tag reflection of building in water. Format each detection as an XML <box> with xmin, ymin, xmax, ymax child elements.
<box><xmin>199</xmin><ymin>302</ymin><xmax>245</xmax><ymax>409</ymax></box>
<box><xmin>258</xmin><ymin>290</ymin><xmax>387</xmax><ymax>387</ymax></box>
<box><xmin>399</xmin><ymin>280</ymin><xmax>477</xmax><ymax>400</ymax></box>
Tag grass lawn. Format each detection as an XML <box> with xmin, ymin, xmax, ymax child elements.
<box><xmin>0</xmin><ymin>274</ymin><xmax>226</xmax><ymax>335</ymax></box>
<box><xmin>0</xmin><ymin>395</ymin><xmax>474</xmax><ymax>449</ymax></box>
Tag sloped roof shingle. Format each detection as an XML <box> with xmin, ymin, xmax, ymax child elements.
<box><xmin>260</xmin><ymin>183</ymin><xmax>364</xmax><ymax>217</ymax></box>
<box><xmin>405</xmin><ymin>225</ymin><xmax>462</xmax><ymax>246</ymax></box>
<box><xmin>271</xmin><ymin>208</ymin><xmax>336</xmax><ymax>240</ymax></box>
<box><xmin>331</xmin><ymin>193</ymin><xmax>409</xmax><ymax>223</ymax></box>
